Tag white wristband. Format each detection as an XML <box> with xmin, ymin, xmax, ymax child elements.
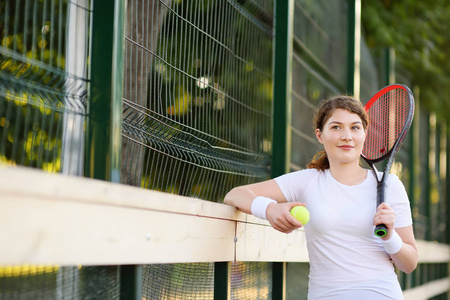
<box><xmin>381</xmin><ymin>231</ymin><xmax>403</xmax><ymax>254</ymax></box>
<box><xmin>251</xmin><ymin>196</ymin><xmax>277</xmax><ymax>220</ymax></box>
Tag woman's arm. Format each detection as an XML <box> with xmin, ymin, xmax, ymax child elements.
<box><xmin>389</xmin><ymin>226</ymin><xmax>418</xmax><ymax>274</ymax></box>
<box><xmin>224</xmin><ymin>179</ymin><xmax>287</xmax><ymax>213</ymax></box>
<box><xmin>224</xmin><ymin>179</ymin><xmax>304</xmax><ymax>233</ymax></box>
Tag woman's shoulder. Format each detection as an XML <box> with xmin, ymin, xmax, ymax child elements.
<box><xmin>274</xmin><ymin>168</ymin><xmax>323</xmax><ymax>202</ymax></box>
<box><xmin>387</xmin><ymin>173</ymin><xmax>402</xmax><ymax>182</ymax></box>
<box><xmin>386</xmin><ymin>173</ymin><xmax>408</xmax><ymax>194</ymax></box>
<box><xmin>275</xmin><ymin>168</ymin><xmax>323</xmax><ymax>183</ymax></box>
<box><xmin>283</xmin><ymin>168</ymin><xmax>322</xmax><ymax>177</ymax></box>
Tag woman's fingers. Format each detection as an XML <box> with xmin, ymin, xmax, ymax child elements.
<box><xmin>373</xmin><ymin>203</ymin><xmax>395</xmax><ymax>229</ymax></box>
<box><xmin>267</xmin><ymin>203</ymin><xmax>303</xmax><ymax>233</ymax></box>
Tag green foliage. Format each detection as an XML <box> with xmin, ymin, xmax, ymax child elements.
<box><xmin>362</xmin><ymin>0</ymin><xmax>450</xmax><ymax>121</ymax></box>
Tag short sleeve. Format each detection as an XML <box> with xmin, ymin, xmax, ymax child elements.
<box><xmin>386</xmin><ymin>174</ymin><xmax>413</xmax><ymax>228</ymax></box>
<box><xmin>274</xmin><ymin>169</ymin><xmax>319</xmax><ymax>204</ymax></box>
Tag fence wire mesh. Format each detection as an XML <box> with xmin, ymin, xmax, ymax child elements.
<box><xmin>0</xmin><ymin>266</ymin><xmax>120</xmax><ymax>300</ymax></box>
<box><xmin>0</xmin><ymin>1</ymin><xmax>98</xmax><ymax>299</ymax></box>
<box><xmin>121</xmin><ymin>0</ymin><xmax>273</xmax><ymax>201</ymax></box>
<box><xmin>289</xmin><ymin>0</ymin><xmax>348</xmax><ymax>171</ymax></box>
<box><xmin>230</xmin><ymin>262</ymin><xmax>272</xmax><ymax>300</ymax></box>
<box><xmin>0</xmin><ymin>0</ymin><xmax>89</xmax><ymax>174</ymax></box>
<box><xmin>142</xmin><ymin>263</ymin><xmax>215</xmax><ymax>300</ymax></box>
<box><xmin>141</xmin><ymin>262</ymin><xmax>272</xmax><ymax>300</ymax></box>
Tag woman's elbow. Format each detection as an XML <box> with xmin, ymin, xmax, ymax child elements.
<box><xmin>403</xmin><ymin>262</ymin><xmax>417</xmax><ymax>274</ymax></box>
<box><xmin>407</xmin><ymin>255</ymin><xmax>419</xmax><ymax>274</ymax></box>
<box><xmin>223</xmin><ymin>187</ymin><xmax>238</xmax><ymax>205</ymax></box>
<box><xmin>224</xmin><ymin>197</ymin><xmax>232</xmax><ymax>205</ymax></box>
<box><xmin>399</xmin><ymin>252</ymin><xmax>418</xmax><ymax>274</ymax></box>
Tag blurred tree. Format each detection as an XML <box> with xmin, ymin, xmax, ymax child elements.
<box><xmin>362</xmin><ymin>0</ymin><xmax>450</xmax><ymax>121</ymax></box>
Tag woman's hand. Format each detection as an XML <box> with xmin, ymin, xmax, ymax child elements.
<box><xmin>373</xmin><ymin>203</ymin><xmax>418</xmax><ymax>273</ymax></box>
<box><xmin>373</xmin><ymin>202</ymin><xmax>396</xmax><ymax>240</ymax></box>
<box><xmin>266</xmin><ymin>202</ymin><xmax>305</xmax><ymax>234</ymax></box>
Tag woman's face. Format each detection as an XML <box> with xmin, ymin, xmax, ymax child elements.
<box><xmin>315</xmin><ymin>108</ymin><xmax>366</xmax><ymax>166</ymax></box>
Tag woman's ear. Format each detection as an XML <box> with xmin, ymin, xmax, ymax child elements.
<box><xmin>315</xmin><ymin>128</ymin><xmax>323</xmax><ymax>144</ymax></box>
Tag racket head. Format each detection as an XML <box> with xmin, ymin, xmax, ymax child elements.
<box><xmin>362</xmin><ymin>84</ymin><xmax>415</xmax><ymax>163</ymax></box>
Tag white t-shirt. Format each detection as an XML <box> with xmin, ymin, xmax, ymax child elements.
<box><xmin>275</xmin><ymin>168</ymin><xmax>412</xmax><ymax>300</ymax></box>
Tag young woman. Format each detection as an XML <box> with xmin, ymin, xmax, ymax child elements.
<box><xmin>224</xmin><ymin>96</ymin><xmax>418</xmax><ymax>299</ymax></box>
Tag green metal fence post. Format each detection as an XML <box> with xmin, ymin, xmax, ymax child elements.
<box><xmin>272</xmin><ymin>0</ymin><xmax>294</xmax><ymax>299</ymax></box>
<box><xmin>408</xmin><ymin>90</ymin><xmax>421</xmax><ymax>288</ymax></box>
<box><xmin>447</xmin><ymin>124</ymin><xmax>450</xmax><ymax>244</ymax></box>
<box><xmin>214</xmin><ymin>262</ymin><xmax>231</xmax><ymax>300</ymax></box>
<box><xmin>272</xmin><ymin>0</ymin><xmax>293</xmax><ymax>177</ymax></box>
<box><xmin>120</xmin><ymin>265</ymin><xmax>143</xmax><ymax>300</ymax></box>
<box><xmin>409</xmin><ymin>113</ymin><xmax>416</xmax><ymax>212</ymax></box>
<box><xmin>85</xmin><ymin>0</ymin><xmax>124</xmax><ymax>182</ymax></box>
<box><xmin>435</xmin><ymin>121</ymin><xmax>441</xmax><ymax>242</ymax></box>
<box><xmin>347</xmin><ymin>0</ymin><xmax>361</xmax><ymax>98</ymax></box>
<box><xmin>425</xmin><ymin>115</ymin><xmax>431</xmax><ymax>241</ymax></box>
<box><xmin>86</xmin><ymin>0</ymin><xmax>142</xmax><ymax>299</ymax></box>
<box><xmin>383</xmin><ymin>47</ymin><xmax>395</xmax><ymax>86</ymax></box>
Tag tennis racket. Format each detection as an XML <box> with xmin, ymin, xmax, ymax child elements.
<box><xmin>361</xmin><ymin>84</ymin><xmax>415</xmax><ymax>237</ymax></box>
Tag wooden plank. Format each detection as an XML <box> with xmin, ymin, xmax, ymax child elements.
<box><xmin>0</xmin><ymin>165</ymin><xmax>244</xmax><ymax>222</ymax></box>
<box><xmin>0</xmin><ymin>166</ymin><xmax>241</xmax><ymax>265</ymax></box>
<box><xmin>0</xmin><ymin>195</ymin><xmax>236</xmax><ymax>265</ymax></box>
<box><xmin>235</xmin><ymin>221</ymin><xmax>308</xmax><ymax>262</ymax></box>
<box><xmin>1</xmin><ymin>166</ymin><xmax>449</xmax><ymax>267</ymax></box>
<box><xmin>416</xmin><ymin>240</ymin><xmax>450</xmax><ymax>263</ymax></box>
<box><xmin>402</xmin><ymin>277</ymin><xmax>450</xmax><ymax>300</ymax></box>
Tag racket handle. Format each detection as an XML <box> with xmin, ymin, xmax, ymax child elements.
<box><xmin>374</xmin><ymin>224</ymin><xmax>388</xmax><ymax>237</ymax></box>
<box><xmin>375</xmin><ymin>180</ymin><xmax>388</xmax><ymax>237</ymax></box>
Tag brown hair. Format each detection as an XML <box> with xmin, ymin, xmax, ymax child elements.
<box><xmin>306</xmin><ymin>95</ymin><xmax>368</xmax><ymax>170</ymax></box>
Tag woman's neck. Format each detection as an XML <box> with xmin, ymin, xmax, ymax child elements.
<box><xmin>328</xmin><ymin>163</ymin><xmax>367</xmax><ymax>186</ymax></box>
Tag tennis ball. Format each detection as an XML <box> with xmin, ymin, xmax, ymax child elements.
<box><xmin>290</xmin><ymin>206</ymin><xmax>310</xmax><ymax>225</ymax></box>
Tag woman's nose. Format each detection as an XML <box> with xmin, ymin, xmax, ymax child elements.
<box><xmin>341</xmin><ymin>128</ymin><xmax>352</xmax><ymax>140</ymax></box>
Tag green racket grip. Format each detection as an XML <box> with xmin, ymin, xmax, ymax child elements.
<box><xmin>374</xmin><ymin>224</ymin><xmax>388</xmax><ymax>237</ymax></box>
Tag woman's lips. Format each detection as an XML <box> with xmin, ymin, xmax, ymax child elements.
<box><xmin>338</xmin><ymin>145</ymin><xmax>354</xmax><ymax>150</ymax></box>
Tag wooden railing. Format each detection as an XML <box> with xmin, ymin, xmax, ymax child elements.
<box><xmin>1</xmin><ymin>166</ymin><xmax>448</xmax><ymax>299</ymax></box>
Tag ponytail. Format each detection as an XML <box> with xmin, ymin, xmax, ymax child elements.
<box><xmin>306</xmin><ymin>150</ymin><xmax>329</xmax><ymax>171</ymax></box>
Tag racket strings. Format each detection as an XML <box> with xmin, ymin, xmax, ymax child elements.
<box><xmin>363</xmin><ymin>87</ymin><xmax>411</xmax><ymax>160</ymax></box>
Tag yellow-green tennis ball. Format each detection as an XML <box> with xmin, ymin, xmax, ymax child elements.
<box><xmin>290</xmin><ymin>206</ymin><xmax>310</xmax><ymax>225</ymax></box>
